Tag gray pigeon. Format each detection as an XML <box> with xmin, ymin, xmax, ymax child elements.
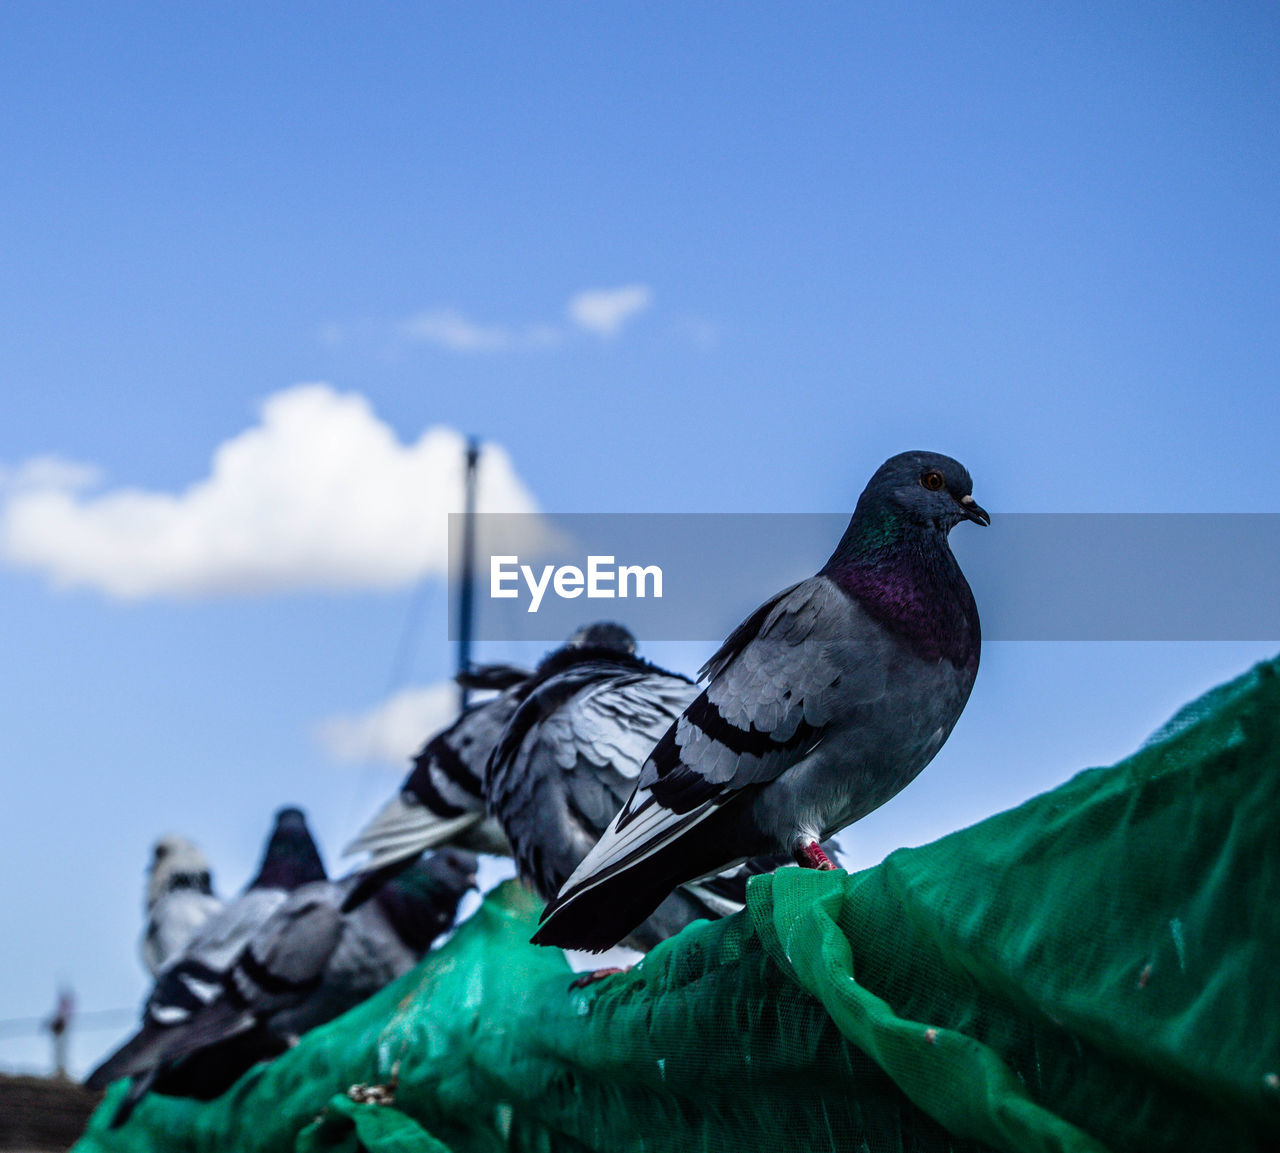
<box><xmin>86</xmin><ymin>807</ymin><xmax>327</xmax><ymax>1110</ymax></box>
<box><xmin>487</xmin><ymin>624</ymin><xmax>836</xmax><ymax>951</ymax></box>
<box><xmin>270</xmin><ymin>847</ymin><xmax>477</xmax><ymax>1039</ymax></box>
<box><xmin>140</xmin><ymin>835</ymin><xmax>224</xmax><ymax>976</ymax></box>
<box><xmin>342</xmin><ymin>664</ymin><xmax>531</xmax><ymax>895</ymax></box>
<box><xmin>534</xmin><ymin>451</ymin><xmax>987</xmax><ymax>952</ymax></box>
<box><xmin>88</xmin><ymin>847</ymin><xmax>476</xmax><ymax>1127</ymax></box>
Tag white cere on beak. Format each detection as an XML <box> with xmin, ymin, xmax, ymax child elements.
<box><xmin>960</xmin><ymin>494</ymin><xmax>976</xmax><ymax>505</ymax></box>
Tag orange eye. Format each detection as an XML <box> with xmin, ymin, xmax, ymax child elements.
<box><xmin>921</xmin><ymin>471</ymin><xmax>945</xmax><ymax>491</ymax></box>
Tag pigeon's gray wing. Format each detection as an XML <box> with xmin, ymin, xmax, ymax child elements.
<box><xmin>344</xmin><ymin>691</ymin><xmax>520</xmax><ymax>870</ymax></box>
<box><xmin>551</xmin><ymin>577</ymin><xmax>884</xmax><ymax>899</ymax></box>
<box><xmin>276</xmin><ymin>851</ymin><xmax>475</xmax><ymax>1037</ymax></box>
<box><xmin>268</xmin><ymin>899</ymin><xmax>413</xmax><ymax>1038</ymax></box>
<box><xmin>176</xmin><ymin>888</ymin><xmax>290</xmax><ymax>973</ymax></box>
<box><xmin>487</xmin><ymin>666</ymin><xmax>697</xmax><ymax>900</ymax></box>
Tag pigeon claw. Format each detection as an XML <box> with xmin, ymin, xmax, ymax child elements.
<box><xmin>796</xmin><ymin>841</ymin><xmax>837</xmax><ymax>870</ymax></box>
<box><xmin>568</xmin><ymin>966</ymin><xmax>627</xmax><ymax>991</ymax></box>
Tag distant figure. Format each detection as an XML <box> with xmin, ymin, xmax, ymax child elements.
<box><xmin>141</xmin><ymin>834</ymin><xmax>224</xmax><ymax>975</ymax></box>
<box><xmin>45</xmin><ymin>987</ymin><xmax>74</xmax><ymax>1078</ymax></box>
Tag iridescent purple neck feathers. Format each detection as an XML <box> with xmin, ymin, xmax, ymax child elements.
<box><xmin>823</xmin><ymin>522</ymin><xmax>980</xmax><ymax>671</ymax></box>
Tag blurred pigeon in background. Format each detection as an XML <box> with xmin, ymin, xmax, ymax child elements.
<box><xmin>341</xmin><ymin>664</ymin><xmax>529</xmax><ymax>909</ymax></box>
<box><xmin>488</xmin><ymin>623</ymin><xmax>834</xmax><ymax>951</ymax></box>
<box><xmin>535</xmin><ymin>451</ymin><xmax>988</xmax><ymax>952</ymax></box>
<box><xmin>87</xmin><ymin>807</ymin><xmax>327</xmax><ymax>1109</ymax></box>
<box><xmin>140</xmin><ymin>834</ymin><xmax>224</xmax><ymax>976</ymax></box>
<box><xmin>90</xmin><ymin>839</ymin><xmax>475</xmax><ymax>1126</ymax></box>
<box><xmin>271</xmin><ymin>847</ymin><xmax>477</xmax><ymax>1040</ymax></box>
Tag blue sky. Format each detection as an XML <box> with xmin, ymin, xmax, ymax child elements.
<box><xmin>2</xmin><ymin>4</ymin><xmax>1278</xmax><ymax>1075</ymax></box>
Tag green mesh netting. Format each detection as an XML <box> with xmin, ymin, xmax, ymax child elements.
<box><xmin>76</xmin><ymin>656</ymin><xmax>1280</xmax><ymax>1153</ymax></box>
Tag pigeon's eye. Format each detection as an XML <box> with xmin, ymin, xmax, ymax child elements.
<box><xmin>921</xmin><ymin>470</ymin><xmax>945</xmax><ymax>491</ymax></box>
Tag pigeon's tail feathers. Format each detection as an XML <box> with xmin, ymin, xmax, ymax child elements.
<box><xmin>84</xmin><ymin>1026</ymin><xmax>165</xmax><ymax>1091</ymax></box>
<box><xmin>671</xmin><ymin>840</ymin><xmax>843</xmax><ymax>925</ymax></box>
<box><xmin>343</xmin><ymin>793</ymin><xmax>482</xmax><ymax>867</ymax></box>
<box><xmin>456</xmin><ymin>663</ymin><xmax>530</xmax><ymax>692</ymax></box>
<box><xmin>552</xmin><ymin>784</ymin><xmax>728</xmax><ymax>910</ymax></box>
<box><xmin>533</xmin><ymin>797</ymin><xmax>744</xmax><ymax>953</ymax></box>
<box><xmin>678</xmin><ymin>875</ymin><xmax>749</xmax><ymax>921</ymax></box>
<box><xmin>149</xmin><ymin>1024</ymin><xmax>292</xmax><ymax>1105</ymax></box>
<box><xmin>102</xmin><ymin>1002</ymin><xmax>257</xmax><ymax>1128</ymax></box>
<box><xmin>107</xmin><ymin>1065</ymin><xmax>158</xmax><ymax>1129</ymax></box>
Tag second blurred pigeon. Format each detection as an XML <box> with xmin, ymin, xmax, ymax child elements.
<box><xmin>488</xmin><ymin>624</ymin><xmax>824</xmax><ymax>950</ymax></box>
<box><xmin>342</xmin><ymin>665</ymin><xmax>530</xmax><ymax>909</ymax></box>
<box><xmin>140</xmin><ymin>835</ymin><xmax>224</xmax><ymax>976</ymax></box>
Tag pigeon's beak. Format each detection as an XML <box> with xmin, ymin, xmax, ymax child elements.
<box><xmin>959</xmin><ymin>494</ymin><xmax>990</xmax><ymax>526</ymax></box>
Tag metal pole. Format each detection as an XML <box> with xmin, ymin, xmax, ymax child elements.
<box><xmin>457</xmin><ymin>438</ymin><xmax>480</xmax><ymax>711</ymax></box>
<box><xmin>45</xmin><ymin>987</ymin><xmax>73</xmax><ymax>1079</ymax></box>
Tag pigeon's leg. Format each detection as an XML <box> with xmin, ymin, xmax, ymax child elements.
<box><xmin>568</xmin><ymin>966</ymin><xmax>628</xmax><ymax>991</ymax></box>
<box><xmin>795</xmin><ymin>840</ymin><xmax>837</xmax><ymax>870</ymax></box>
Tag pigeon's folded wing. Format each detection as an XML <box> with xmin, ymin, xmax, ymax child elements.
<box><xmin>488</xmin><ymin>666</ymin><xmax>697</xmax><ymax>898</ymax></box>
<box><xmin>552</xmin><ymin>577</ymin><xmax>884</xmax><ymax>899</ymax></box>
<box><xmin>344</xmin><ymin>689</ymin><xmax>521</xmax><ymax>872</ymax></box>
<box><xmin>176</xmin><ymin>889</ymin><xmax>290</xmax><ymax>972</ymax></box>
<box><xmin>222</xmin><ymin>889</ymin><xmax>345</xmax><ymax>1016</ymax></box>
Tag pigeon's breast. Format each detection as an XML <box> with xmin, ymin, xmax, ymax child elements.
<box><xmin>757</xmin><ymin>646</ymin><xmax>974</xmax><ymax>844</ymax></box>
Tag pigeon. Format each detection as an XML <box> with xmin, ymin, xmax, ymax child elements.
<box><xmin>90</xmin><ymin>843</ymin><xmax>477</xmax><ymax>1127</ymax></box>
<box><xmin>269</xmin><ymin>847</ymin><xmax>477</xmax><ymax>1039</ymax></box>
<box><xmin>341</xmin><ymin>664</ymin><xmax>530</xmax><ymax>910</ymax></box>
<box><xmin>534</xmin><ymin>451</ymin><xmax>988</xmax><ymax>952</ymax></box>
<box><xmin>140</xmin><ymin>835</ymin><xmax>224</xmax><ymax>976</ymax></box>
<box><xmin>487</xmin><ymin>623</ymin><xmax>837</xmax><ymax>951</ymax></box>
<box><xmin>86</xmin><ymin>806</ymin><xmax>327</xmax><ymax>1112</ymax></box>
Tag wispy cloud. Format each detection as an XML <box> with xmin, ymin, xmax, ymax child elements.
<box><xmin>398</xmin><ymin>309</ymin><xmax>564</xmax><ymax>352</ymax></box>
<box><xmin>382</xmin><ymin>284</ymin><xmax>654</xmax><ymax>354</ymax></box>
<box><xmin>0</xmin><ymin>383</ymin><xmax>545</xmax><ymax>599</ymax></box>
<box><xmin>315</xmin><ymin>680</ymin><xmax>459</xmax><ymax>767</ymax></box>
<box><xmin>567</xmin><ymin>285</ymin><xmax>653</xmax><ymax>337</ymax></box>
<box><xmin>0</xmin><ymin>457</ymin><xmax>104</xmax><ymax>492</ymax></box>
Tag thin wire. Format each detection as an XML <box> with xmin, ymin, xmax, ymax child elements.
<box><xmin>0</xmin><ymin>1008</ymin><xmax>136</xmax><ymax>1039</ymax></box>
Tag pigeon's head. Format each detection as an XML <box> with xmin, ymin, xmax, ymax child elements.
<box><xmin>860</xmin><ymin>451</ymin><xmax>989</xmax><ymax>534</ymax></box>
<box><xmin>376</xmin><ymin>848</ymin><xmax>479</xmax><ymax>952</ymax></box>
<box><xmin>246</xmin><ymin>806</ymin><xmax>328</xmax><ymax>893</ymax></box>
<box><xmin>565</xmin><ymin>621</ymin><xmax>637</xmax><ymax>655</ymax></box>
<box><xmin>145</xmin><ymin>835</ymin><xmax>214</xmax><ymax>908</ymax></box>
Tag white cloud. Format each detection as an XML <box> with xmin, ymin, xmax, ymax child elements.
<box><xmin>567</xmin><ymin>284</ymin><xmax>653</xmax><ymax>337</ymax></box>
<box><xmin>0</xmin><ymin>383</ymin><xmax>547</xmax><ymax>599</ymax></box>
<box><xmin>316</xmin><ymin>681</ymin><xmax>459</xmax><ymax>767</ymax></box>
<box><xmin>390</xmin><ymin>286</ymin><xmax>654</xmax><ymax>353</ymax></box>
<box><xmin>399</xmin><ymin>310</ymin><xmax>564</xmax><ymax>353</ymax></box>
<box><xmin>400</xmin><ymin>309</ymin><xmax>514</xmax><ymax>352</ymax></box>
<box><xmin>0</xmin><ymin>456</ymin><xmax>103</xmax><ymax>493</ymax></box>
